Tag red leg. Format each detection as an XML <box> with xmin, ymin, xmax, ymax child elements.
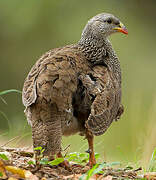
<box><xmin>86</xmin><ymin>130</ymin><xmax>96</xmax><ymax>167</ymax></box>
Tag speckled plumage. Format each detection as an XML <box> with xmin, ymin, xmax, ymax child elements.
<box><xmin>22</xmin><ymin>13</ymin><xmax>126</xmax><ymax>166</ymax></box>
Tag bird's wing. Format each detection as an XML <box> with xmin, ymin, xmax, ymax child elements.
<box><xmin>81</xmin><ymin>66</ymin><xmax>122</xmax><ymax>136</ymax></box>
<box><xmin>22</xmin><ymin>45</ymin><xmax>90</xmax><ymax>110</ymax></box>
<box><xmin>22</xmin><ymin>48</ymin><xmax>61</xmax><ymax>107</ymax></box>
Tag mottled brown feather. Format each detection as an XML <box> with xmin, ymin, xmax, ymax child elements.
<box><xmin>22</xmin><ymin>13</ymin><xmax>125</xmax><ymax>159</ymax></box>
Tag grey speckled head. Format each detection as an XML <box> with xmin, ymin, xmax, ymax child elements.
<box><xmin>80</xmin><ymin>13</ymin><xmax>128</xmax><ymax>42</ymax></box>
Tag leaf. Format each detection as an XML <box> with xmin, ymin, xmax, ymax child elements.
<box><xmin>79</xmin><ymin>153</ymin><xmax>87</xmax><ymax>158</ymax></box>
<box><xmin>8</xmin><ymin>177</ymin><xmax>19</xmax><ymax>180</ymax></box>
<box><xmin>0</xmin><ymin>153</ymin><xmax>9</xmax><ymax>160</ymax></box>
<box><xmin>48</xmin><ymin>158</ymin><xmax>64</xmax><ymax>166</ymax></box>
<box><xmin>90</xmin><ymin>163</ymin><xmax>106</xmax><ymax>175</ymax></box>
<box><xmin>66</xmin><ymin>152</ymin><xmax>89</xmax><ymax>164</ymax></box>
<box><xmin>86</xmin><ymin>164</ymin><xmax>98</xmax><ymax>180</ymax></box>
<box><xmin>5</xmin><ymin>166</ymin><xmax>26</xmax><ymax>178</ymax></box>
<box><xmin>80</xmin><ymin>161</ymin><xmax>120</xmax><ymax>180</ymax></box>
<box><xmin>144</xmin><ymin>172</ymin><xmax>156</xmax><ymax>179</ymax></box>
<box><xmin>0</xmin><ymin>89</ymin><xmax>22</xmax><ymax>96</ymax></box>
<box><xmin>24</xmin><ymin>170</ymin><xmax>39</xmax><ymax>180</ymax></box>
<box><xmin>0</xmin><ymin>160</ymin><xmax>7</xmax><ymax>179</ymax></box>
<box><xmin>39</xmin><ymin>158</ymin><xmax>49</xmax><ymax>165</ymax></box>
<box><xmin>68</xmin><ymin>152</ymin><xmax>90</xmax><ymax>164</ymax></box>
<box><xmin>95</xmin><ymin>153</ymin><xmax>100</xmax><ymax>160</ymax></box>
<box><xmin>0</xmin><ymin>169</ymin><xmax>7</xmax><ymax>179</ymax></box>
<box><xmin>34</xmin><ymin>146</ymin><xmax>43</xmax><ymax>151</ymax></box>
<box><xmin>27</xmin><ymin>160</ymin><xmax>35</xmax><ymax>165</ymax></box>
<box><xmin>41</xmin><ymin>148</ymin><xmax>45</xmax><ymax>154</ymax></box>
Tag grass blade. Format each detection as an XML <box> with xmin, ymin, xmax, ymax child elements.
<box><xmin>86</xmin><ymin>164</ymin><xmax>98</xmax><ymax>180</ymax></box>
<box><xmin>148</xmin><ymin>148</ymin><xmax>156</xmax><ymax>172</ymax></box>
<box><xmin>0</xmin><ymin>111</ymin><xmax>12</xmax><ymax>132</ymax></box>
<box><xmin>0</xmin><ymin>89</ymin><xmax>22</xmax><ymax>96</ymax></box>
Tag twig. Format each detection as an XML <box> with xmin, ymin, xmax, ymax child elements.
<box><xmin>63</xmin><ymin>144</ymin><xmax>70</xmax><ymax>152</ymax></box>
<box><xmin>134</xmin><ymin>167</ymin><xmax>142</xmax><ymax>172</ymax></box>
<box><xmin>63</xmin><ymin>144</ymin><xmax>70</xmax><ymax>157</ymax></box>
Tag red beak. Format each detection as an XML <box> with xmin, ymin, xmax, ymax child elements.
<box><xmin>118</xmin><ymin>27</ymin><xmax>128</xmax><ymax>35</ymax></box>
<box><xmin>113</xmin><ymin>23</ymin><xmax>128</xmax><ymax>35</ymax></box>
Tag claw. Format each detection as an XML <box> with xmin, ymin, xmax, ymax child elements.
<box><xmin>57</xmin><ymin>152</ymin><xmax>72</xmax><ymax>171</ymax></box>
<box><xmin>85</xmin><ymin>149</ymin><xmax>91</xmax><ymax>154</ymax></box>
<box><xmin>59</xmin><ymin>160</ymin><xmax>72</xmax><ymax>171</ymax></box>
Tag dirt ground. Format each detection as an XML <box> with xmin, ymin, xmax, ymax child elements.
<box><xmin>0</xmin><ymin>147</ymin><xmax>156</xmax><ymax>180</ymax></box>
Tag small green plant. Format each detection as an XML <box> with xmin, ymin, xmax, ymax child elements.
<box><xmin>48</xmin><ymin>158</ymin><xmax>64</xmax><ymax>166</ymax></box>
<box><xmin>0</xmin><ymin>153</ymin><xmax>9</xmax><ymax>161</ymax></box>
<box><xmin>80</xmin><ymin>161</ymin><xmax>121</xmax><ymax>180</ymax></box>
<box><xmin>0</xmin><ymin>172</ymin><xmax>3</xmax><ymax>177</ymax></box>
<box><xmin>66</xmin><ymin>152</ymin><xmax>99</xmax><ymax>165</ymax></box>
<box><xmin>32</xmin><ymin>147</ymin><xmax>64</xmax><ymax>166</ymax></box>
<box><xmin>34</xmin><ymin>146</ymin><xmax>45</xmax><ymax>164</ymax></box>
<box><xmin>29</xmin><ymin>148</ymin><xmax>99</xmax><ymax>167</ymax></box>
<box><xmin>148</xmin><ymin>147</ymin><xmax>156</xmax><ymax>172</ymax></box>
<box><xmin>27</xmin><ymin>160</ymin><xmax>35</xmax><ymax>165</ymax></box>
<box><xmin>34</xmin><ymin>146</ymin><xmax>45</xmax><ymax>155</ymax></box>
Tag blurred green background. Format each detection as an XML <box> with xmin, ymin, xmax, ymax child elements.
<box><xmin>0</xmin><ymin>0</ymin><xmax>156</xmax><ymax>167</ymax></box>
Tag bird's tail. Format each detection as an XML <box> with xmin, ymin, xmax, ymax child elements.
<box><xmin>26</xmin><ymin>100</ymin><xmax>62</xmax><ymax>157</ymax></box>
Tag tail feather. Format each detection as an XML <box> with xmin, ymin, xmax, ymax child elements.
<box><xmin>26</xmin><ymin>101</ymin><xmax>62</xmax><ymax>156</ymax></box>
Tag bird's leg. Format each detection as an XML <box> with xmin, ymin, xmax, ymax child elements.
<box><xmin>57</xmin><ymin>152</ymin><xmax>71</xmax><ymax>171</ymax></box>
<box><xmin>86</xmin><ymin>130</ymin><xmax>96</xmax><ymax>167</ymax></box>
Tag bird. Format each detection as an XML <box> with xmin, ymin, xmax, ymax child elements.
<box><xmin>22</xmin><ymin>13</ymin><xmax>127</xmax><ymax>168</ymax></box>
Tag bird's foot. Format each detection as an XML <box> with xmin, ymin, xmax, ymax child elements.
<box><xmin>57</xmin><ymin>152</ymin><xmax>72</xmax><ymax>171</ymax></box>
<box><xmin>59</xmin><ymin>160</ymin><xmax>72</xmax><ymax>171</ymax></box>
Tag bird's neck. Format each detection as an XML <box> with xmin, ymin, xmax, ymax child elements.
<box><xmin>78</xmin><ymin>35</ymin><xmax>106</xmax><ymax>63</ymax></box>
<box><xmin>78</xmin><ymin>36</ymin><xmax>121</xmax><ymax>84</ymax></box>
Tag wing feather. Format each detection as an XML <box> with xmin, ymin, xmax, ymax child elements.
<box><xmin>80</xmin><ymin>65</ymin><xmax>123</xmax><ymax>136</ymax></box>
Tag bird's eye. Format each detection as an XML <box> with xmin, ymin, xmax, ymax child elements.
<box><xmin>107</xmin><ymin>19</ymin><xmax>112</xmax><ymax>24</ymax></box>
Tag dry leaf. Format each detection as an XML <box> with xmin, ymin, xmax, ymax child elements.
<box><xmin>144</xmin><ymin>172</ymin><xmax>156</xmax><ymax>180</ymax></box>
<box><xmin>63</xmin><ymin>174</ymin><xmax>82</xmax><ymax>180</ymax></box>
<box><xmin>5</xmin><ymin>165</ymin><xmax>39</xmax><ymax>180</ymax></box>
<box><xmin>103</xmin><ymin>175</ymin><xmax>113</xmax><ymax>180</ymax></box>
<box><xmin>25</xmin><ymin>170</ymin><xmax>39</xmax><ymax>180</ymax></box>
<box><xmin>8</xmin><ymin>177</ymin><xmax>18</xmax><ymax>180</ymax></box>
<box><xmin>0</xmin><ymin>159</ymin><xmax>7</xmax><ymax>179</ymax></box>
<box><xmin>5</xmin><ymin>166</ymin><xmax>26</xmax><ymax>178</ymax></box>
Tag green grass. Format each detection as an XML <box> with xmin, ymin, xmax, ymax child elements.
<box><xmin>148</xmin><ymin>147</ymin><xmax>156</xmax><ymax>172</ymax></box>
<box><xmin>0</xmin><ymin>89</ymin><xmax>22</xmax><ymax>96</ymax></box>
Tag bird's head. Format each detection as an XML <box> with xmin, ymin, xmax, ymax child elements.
<box><xmin>81</xmin><ymin>13</ymin><xmax>128</xmax><ymax>41</ymax></box>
